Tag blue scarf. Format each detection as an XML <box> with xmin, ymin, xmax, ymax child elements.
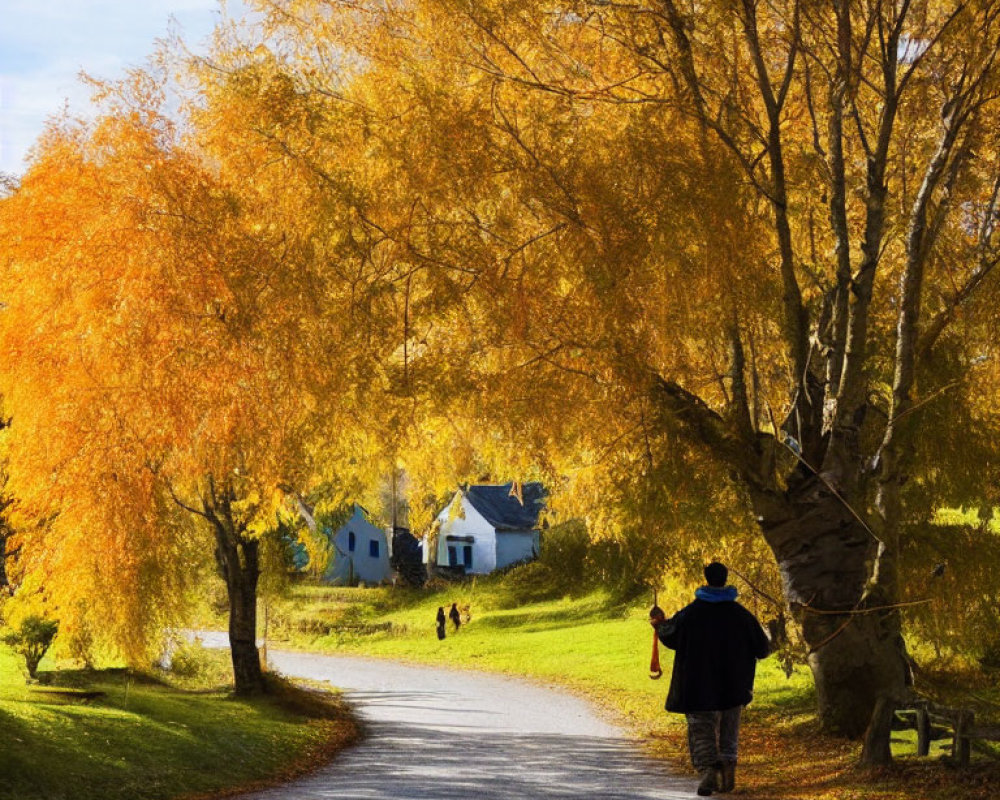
<box><xmin>695</xmin><ymin>585</ymin><xmax>738</xmax><ymax>603</ymax></box>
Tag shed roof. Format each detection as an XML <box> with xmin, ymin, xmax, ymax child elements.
<box><xmin>464</xmin><ymin>482</ymin><xmax>546</xmax><ymax>531</ymax></box>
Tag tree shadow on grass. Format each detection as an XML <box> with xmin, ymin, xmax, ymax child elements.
<box><xmin>0</xmin><ymin>702</ymin><xmax>150</xmax><ymax>800</ymax></box>
<box><xmin>0</xmin><ymin>710</ymin><xmax>69</xmax><ymax>800</ymax></box>
<box><xmin>475</xmin><ymin>600</ymin><xmax>629</xmax><ymax>633</ymax></box>
<box><xmin>37</xmin><ymin>665</ymin><xmax>170</xmax><ymax>689</ymax></box>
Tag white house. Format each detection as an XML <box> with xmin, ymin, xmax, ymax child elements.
<box><xmin>429</xmin><ymin>483</ymin><xmax>545</xmax><ymax>575</ymax></box>
<box><xmin>325</xmin><ymin>504</ymin><xmax>393</xmax><ymax>586</ymax></box>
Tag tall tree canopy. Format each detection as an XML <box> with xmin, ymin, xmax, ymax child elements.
<box><xmin>227</xmin><ymin>0</ymin><xmax>1000</xmax><ymax>754</ymax></box>
<box><xmin>0</xmin><ymin>72</ymin><xmax>397</xmax><ymax>690</ymax></box>
<box><xmin>2</xmin><ymin>0</ymin><xmax>999</xmax><ymax>759</ymax></box>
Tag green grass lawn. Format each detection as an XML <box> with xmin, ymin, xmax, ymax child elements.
<box><xmin>267</xmin><ymin>578</ymin><xmax>813</xmax><ymax>723</ymax></box>
<box><xmin>262</xmin><ymin>575</ymin><xmax>1000</xmax><ymax>800</ymax></box>
<box><xmin>0</xmin><ymin>645</ymin><xmax>359</xmax><ymax>800</ymax></box>
<box><xmin>291</xmin><ymin>585</ymin><xmax>812</xmax><ymax>735</ymax></box>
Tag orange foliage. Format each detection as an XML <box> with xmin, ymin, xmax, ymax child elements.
<box><xmin>0</xmin><ymin>86</ymin><xmax>331</xmax><ymax>661</ymax></box>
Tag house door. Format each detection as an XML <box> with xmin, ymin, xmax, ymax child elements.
<box><xmin>462</xmin><ymin>545</ymin><xmax>473</xmax><ymax>569</ymax></box>
<box><xmin>447</xmin><ymin>546</ymin><xmax>458</xmax><ymax>567</ymax></box>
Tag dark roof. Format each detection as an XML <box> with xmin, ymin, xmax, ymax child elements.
<box><xmin>464</xmin><ymin>482</ymin><xmax>546</xmax><ymax>531</ymax></box>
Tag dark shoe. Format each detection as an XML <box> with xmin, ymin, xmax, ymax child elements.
<box><xmin>719</xmin><ymin>761</ymin><xmax>736</xmax><ymax>792</ymax></box>
<box><xmin>696</xmin><ymin>767</ymin><xmax>718</xmax><ymax>796</ymax></box>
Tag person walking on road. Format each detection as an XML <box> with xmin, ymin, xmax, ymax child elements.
<box><xmin>650</xmin><ymin>562</ymin><xmax>771</xmax><ymax>796</ymax></box>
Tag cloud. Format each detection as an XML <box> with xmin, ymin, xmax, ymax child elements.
<box><xmin>0</xmin><ymin>1</ymin><xmax>235</xmax><ymax>174</ymax></box>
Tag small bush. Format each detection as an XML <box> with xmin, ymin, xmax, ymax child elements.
<box><xmin>166</xmin><ymin>639</ymin><xmax>231</xmax><ymax>687</ymax></box>
<box><xmin>497</xmin><ymin>520</ymin><xmax>641</xmax><ymax>604</ymax></box>
<box><xmin>541</xmin><ymin>521</ymin><xmax>591</xmax><ymax>581</ymax></box>
<box><xmin>2</xmin><ymin>615</ymin><xmax>58</xmax><ymax>678</ymax></box>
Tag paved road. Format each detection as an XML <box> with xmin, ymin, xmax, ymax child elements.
<box><xmin>198</xmin><ymin>633</ymin><xmax>697</xmax><ymax>799</ymax></box>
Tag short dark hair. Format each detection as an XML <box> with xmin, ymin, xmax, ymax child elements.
<box><xmin>704</xmin><ymin>562</ymin><xmax>728</xmax><ymax>587</ymax></box>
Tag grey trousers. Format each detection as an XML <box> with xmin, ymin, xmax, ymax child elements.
<box><xmin>685</xmin><ymin>707</ymin><xmax>743</xmax><ymax>769</ymax></box>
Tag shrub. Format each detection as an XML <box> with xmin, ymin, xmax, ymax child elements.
<box><xmin>166</xmin><ymin>639</ymin><xmax>232</xmax><ymax>687</ymax></box>
<box><xmin>2</xmin><ymin>615</ymin><xmax>59</xmax><ymax>678</ymax></box>
<box><xmin>498</xmin><ymin>520</ymin><xmax>648</xmax><ymax>603</ymax></box>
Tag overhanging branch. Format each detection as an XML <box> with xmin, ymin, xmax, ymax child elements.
<box><xmin>649</xmin><ymin>372</ymin><xmax>774</xmax><ymax>491</ymax></box>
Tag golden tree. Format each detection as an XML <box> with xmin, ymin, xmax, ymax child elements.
<box><xmin>236</xmin><ymin>0</ymin><xmax>1000</xmax><ymax>759</ymax></box>
<box><xmin>0</xmin><ymin>73</ymin><xmax>362</xmax><ymax>692</ymax></box>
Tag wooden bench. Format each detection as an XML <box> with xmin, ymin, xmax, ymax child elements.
<box><xmin>895</xmin><ymin>701</ymin><xmax>1000</xmax><ymax>765</ymax></box>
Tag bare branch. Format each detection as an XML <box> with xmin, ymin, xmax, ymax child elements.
<box><xmin>166</xmin><ymin>480</ymin><xmax>210</xmax><ymax>520</ymax></box>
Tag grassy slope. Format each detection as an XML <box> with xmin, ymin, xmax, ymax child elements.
<box><xmin>264</xmin><ymin>579</ymin><xmax>1000</xmax><ymax>800</ymax></box>
<box><xmin>282</xmin><ymin>584</ymin><xmax>812</xmax><ymax>730</ymax></box>
<box><xmin>0</xmin><ymin>646</ymin><xmax>359</xmax><ymax>800</ymax></box>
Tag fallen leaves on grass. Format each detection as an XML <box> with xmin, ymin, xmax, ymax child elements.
<box><xmin>646</xmin><ymin>708</ymin><xmax>1000</xmax><ymax>800</ymax></box>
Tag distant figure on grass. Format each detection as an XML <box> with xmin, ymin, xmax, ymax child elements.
<box><xmin>436</xmin><ymin>607</ymin><xmax>447</xmax><ymax>640</ymax></box>
<box><xmin>449</xmin><ymin>602</ymin><xmax>461</xmax><ymax>632</ymax></box>
<box><xmin>650</xmin><ymin>562</ymin><xmax>771</xmax><ymax>797</ymax></box>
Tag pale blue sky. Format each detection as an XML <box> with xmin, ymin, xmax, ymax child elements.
<box><xmin>0</xmin><ymin>1</ymin><xmax>243</xmax><ymax>175</ymax></box>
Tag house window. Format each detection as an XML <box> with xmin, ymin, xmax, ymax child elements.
<box><xmin>463</xmin><ymin>545</ymin><xmax>473</xmax><ymax>569</ymax></box>
<box><xmin>348</xmin><ymin>531</ymin><xmax>356</xmax><ymax>552</ymax></box>
<box><xmin>369</xmin><ymin>539</ymin><xmax>380</xmax><ymax>558</ymax></box>
<box><xmin>447</xmin><ymin>546</ymin><xmax>458</xmax><ymax>567</ymax></box>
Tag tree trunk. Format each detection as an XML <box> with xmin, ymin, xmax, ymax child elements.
<box><xmin>652</xmin><ymin>378</ymin><xmax>909</xmax><ymax>745</ymax></box>
<box><xmin>755</xmin><ymin>473</ymin><xmax>909</xmax><ymax>737</ymax></box>
<box><xmin>805</xmin><ymin>608</ymin><xmax>907</xmax><ymax>736</ymax></box>
<box><xmin>0</xmin><ymin>532</ymin><xmax>13</xmax><ymax>595</ymax></box>
<box><xmin>214</xmin><ymin>524</ymin><xmax>265</xmax><ymax>696</ymax></box>
<box><xmin>860</xmin><ymin>696</ymin><xmax>896</xmax><ymax>765</ymax></box>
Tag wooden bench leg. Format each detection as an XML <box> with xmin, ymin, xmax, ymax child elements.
<box><xmin>954</xmin><ymin>710</ymin><xmax>974</xmax><ymax>766</ymax></box>
<box><xmin>916</xmin><ymin>708</ymin><xmax>931</xmax><ymax>757</ymax></box>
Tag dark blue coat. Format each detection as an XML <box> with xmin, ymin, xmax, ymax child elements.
<box><xmin>656</xmin><ymin>587</ymin><xmax>771</xmax><ymax>713</ymax></box>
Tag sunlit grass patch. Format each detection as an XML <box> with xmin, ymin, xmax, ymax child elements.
<box><xmin>0</xmin><ymin>645</ymin><xmax>359</xmax><ymax>800</ymax></box>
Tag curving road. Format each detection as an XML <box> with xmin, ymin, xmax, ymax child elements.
<box><xmin>198</xmin><ymin>633</ymin><xmax>697</xmax><ymax>799</ymax></box>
